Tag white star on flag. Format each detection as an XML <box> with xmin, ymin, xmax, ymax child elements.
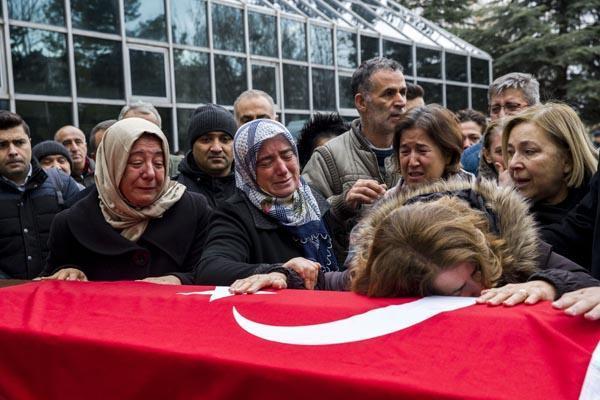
<box><xmin>178</xmin><ymin>286</ymin><xmax>275</xmax><ymax>302</ymax></box>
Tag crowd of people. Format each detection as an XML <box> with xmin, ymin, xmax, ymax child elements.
<box><xmin>1</xmin><ymin>56</ymin><xmax>599</xmax><ymax>321</ymax></box>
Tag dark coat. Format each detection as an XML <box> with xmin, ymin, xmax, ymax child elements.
<box><xmin>530</xmin><ymin>182</ymin><xmax>589</xmax><ymax>227</ymax></box>
<box><xmin>194</xmin><ymin>189</ymin><xmax>342</xmax><ymax>286</ymax></box>
<box><xmin>0</xmin><ymin>163</ymin><xmax>80</xmax><ymax>279</ymax></box>
<box><xmin>73</xmin><ymin>156</ymin><xmax>95</xmax><ymax>188</ymax></box>
<box><xmin>44</xmin><ymin>189</ymin><xmax>211</xmax><ymax>284</ymax></box>
<box><xmin>542</xmin><ymin>167</ymin><xmax>600</xmax><ymax>278</ymax></box>
<box><xmin>175</xmin><ymin>152</ymin><xmax>236</xmax><ymax>208</ymax></box>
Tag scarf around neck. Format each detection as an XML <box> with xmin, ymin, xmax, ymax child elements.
<box><xmin>234</xmin><ymin>119</ymin><xmax>338</xmax><ymax>271</ymax></box>
<box><xmin>95</xmin><ymin>117</ymin><xmax>186</xmax><ymax>241</ymax></box>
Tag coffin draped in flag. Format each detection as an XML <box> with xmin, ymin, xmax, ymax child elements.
<box><xmin>0</xmin><ymin>281</ymin><xmax>598</xmax><ymax>400</ymax></box>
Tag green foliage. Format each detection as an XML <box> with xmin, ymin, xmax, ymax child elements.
<box><xmin>402</xmin><ymin>0</ymin><xmax>476</xmax><ymax>29</ymax></box>
<box><xmin>420</xmin><ymin>0</ymin><xmax>600</xmax><ymax>125</ymax></box>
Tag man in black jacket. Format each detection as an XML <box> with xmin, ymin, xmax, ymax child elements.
<box><xmin>0</xmin><ymin>111</ymin><xmax>80</xmax><ymax>279</ymax></box>
<box><xmin>175</xmin><ymin>104</ymin><xmax>238</xmax><ymax>207</ymax></box>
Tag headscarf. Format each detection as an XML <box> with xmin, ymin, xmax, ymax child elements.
<box><xmin>95</xmin><ymin>117</ymin><xmax>186</xmax><ymax>241</ymax></box>
<box><xmin>234</xmin><ymin>119</ymin><xmax>338</xmax><ymax>271</ymax></box>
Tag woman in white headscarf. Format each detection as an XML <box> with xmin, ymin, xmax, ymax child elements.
<box><xmin>42</xmin><ymin>118</ymin><xmax>211</xmax><ymax>284</ymax></box>
<box><xmin>195</xmin><ymin>119</ymin><xmax>343</xmax><ymax>289</ymax></box>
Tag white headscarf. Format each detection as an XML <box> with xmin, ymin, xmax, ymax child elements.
<box><xmin>94</xmin><ymin>117</ymin><xmax>186</xmax><ymax>241</ymax></box>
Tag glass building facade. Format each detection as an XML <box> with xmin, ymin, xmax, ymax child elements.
<box><xmin>0</xmin><ymin>0</ymin><xmax>492</xmax><ymax>151</ymax></box>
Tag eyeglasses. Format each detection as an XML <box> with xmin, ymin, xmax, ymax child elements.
<box><xmin>489</xmin><ymin>102</ymin><xmax>527</xmax><ymax>116</ymax></box>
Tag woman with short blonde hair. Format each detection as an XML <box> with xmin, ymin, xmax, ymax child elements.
<box><xmin>502</xmin><ymin>102</ymin><xmax>597</xmax><ymax>226</ymax></box>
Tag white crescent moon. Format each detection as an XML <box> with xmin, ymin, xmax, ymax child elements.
<box><xmin>233</xmin><ymin>296</ymin><xmax>476</xmax><ymax>345</ymax></box>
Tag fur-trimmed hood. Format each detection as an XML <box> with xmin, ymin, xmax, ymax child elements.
<box><xmin>349</xmin><ymin>177</ymin><xmax>541</xmax><ymax>285</ymax></box>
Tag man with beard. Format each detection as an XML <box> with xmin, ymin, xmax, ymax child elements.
<box><xmin>302</xmin><ymin>57</ymin><xmax>407</xmax><ymax>259</ymax></box>
<box><xmin>175</xmin><ymin>104</ymin><xmax>237</xmax><ymax>207</ymax></box>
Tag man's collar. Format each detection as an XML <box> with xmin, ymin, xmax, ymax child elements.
<box><xmin>0</xmin><ymin>164</ymin><xmax>33</xmax><ymax>190</ymax></box>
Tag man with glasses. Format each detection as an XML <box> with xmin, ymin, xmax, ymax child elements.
<box><xmin>461</xmin><ymin>72</ymin><xmax>540</xmax><ymax>174</ymax></box>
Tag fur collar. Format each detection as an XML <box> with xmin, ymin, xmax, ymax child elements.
<box><xmin>350</xmin><ymin>177</ymin><xmax>541</xmax><ymax>283</ymax></box>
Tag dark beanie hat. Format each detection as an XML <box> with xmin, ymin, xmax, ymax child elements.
<box><xmin>188</xmin><ymin>104</ymin><xmax>237</xmax><ymax>148</ymax></box>
<box><xmin>32</xmin><ymin>140</ymin><xmax>73</xmax><ymax>169</ymax></box>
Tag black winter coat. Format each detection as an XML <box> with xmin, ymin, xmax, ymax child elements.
<box><xmin>0</xmin><ymin>164</ymin><xmax>81</xmax><ymax>279</ymax></box>
<box><xmin>194</xmin><ymin>190</ymin><xmax>342</xmax><ymax>286</ymax></box>
<box><xmin>542</xmin><ymin>167</ymin><xmax>600</xmax><ymax>278</ymax></box>
<box><xmin>175</xmin><ymin>152</ymin><xmax>236</xmax><ymax>208</ymax></box>
<box><xmin>531</xmin><ymin>183</ymin><xmax>589</xmax><ymax>227</ymax></box>
<box><xmin>44</xmin><ymin>189</ymin><xmax>211</xmax><ymax>284</ymax></box>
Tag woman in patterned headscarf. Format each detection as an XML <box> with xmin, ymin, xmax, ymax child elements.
<box><xmin>195</xmin><ymin>119</ymin><xmax>343</xmax><ymax>290</ymax></box>
<box><xmin>42</xmin><ymin>117</ymin><xmax>211</xmax><ymax>284</ymax></box>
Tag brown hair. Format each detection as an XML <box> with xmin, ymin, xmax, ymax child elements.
<box><xmin>393</xmin><ymin>104</ymin><xmax>463</xmax><ymax>177</ymax></box>
<box><xmin>351</xmin><ymin>197</ymin><xmax>505</xmax><ymax>297</ymax></box>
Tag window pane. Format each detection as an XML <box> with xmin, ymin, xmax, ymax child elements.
<box><xmin>130</xmin><ymin>49</ymin><xmax>166</xmax><ymax>98</ymax></box>
<box><xmin>0</xmin><ymin>100</ymin><xmax>9</xmax><ymax>110</ymax></box>
<box><xmin>212</xmin><ymin>3</ymin><xmax>244</xmax><ymax>53</ymax></box>
<box><xmin>337</xmin><ymin>30</ymin><xmax>356</xmax><ymax>69</ymax></box>
<box><xmin>310</xmin><ymin>25</ymin><xmax>333</xmax><ymax>65</ymax></box>
<box><xmin>383</xmin><ymin>40</ymin><xmax>411</xmax><ymax>73</ymax></box>
<box><xmin>156</xmin><ymin>107</ymin><xmax>173</xmax><ymax>148</ymax></box>
<box><xmin>281</xmin><ymin>18</ymin><xmax>306</xmax><ymax>61</ymax></box>
<box><xmin>445</xmin><ymin>85</ymin><xmax>468</xmax><ymax>111</ymax></box>
<box><xmin>10</xmin><ymin>27</ymin><xmax>69</xmax><ymax>96</ymax></box>
<box><xmin>249</xmin><ymin>12</ymin><xmax>277</xmax><ymax>58</ymax></box>
<box><xmin>283</xmin><ymin>64</ymin><xmax>308</xmax><ymax>109</ymax></box>
<box><xmin>445</xmin><ymin>53</ymin><xmax>467</xmax><ymax>82</ymax></box>
<box><xmin>124</xmin><ymin>0</ymin><xmax>166</xmax><ymax>41</ymax></box>
<box><xmin>338</xmin><ymin>75</ymin><xmax>354</xmax><ymax>108</ymax></box>
<box><xmin>471</xmin><ymin>58</ymin><xmax>490</xmax><ymax>85</ymax></box>
<box><xmin>8</xmin><ymin>0</ymin><xmax>64</xmax><ymax>26</ymax></box>
<box><xmin>214</xmin><ymin>55</ymin><xmax>246</xmax><ymax>105</ymax></box>
<box><xmin>417</xmin><ymin>48</ymin><xmax>441</xmax><ymax>79</ymax></box>
<box><xmin>16</xmin><ymin>100</ymin><xmax>71</xmax><ymax>144</ymax></box>
<box><xmin>285</xmin><ymin>116</ymin><xmax>307</xmax><ymax>140</ymax></box>
<box><xmin>284</xmin><ymin>113</ymin><xmax>308</xmax><ymax>137</ymax></box>
<box><xmin>74</xmin><ymin>36</ymin><xmax>124</xmax><ymax>99</ymax></box>
<box><xmin>174</xmin><ymin>49</ymin><xmax>210</xmax><ymax>104</ymax></box>
<box><xmin>472</xmin><ymin>87</ymin><xmax>488</xmax><ymax>114</ymax></box>
<box><xmin>312</xmin><ymin>68</ymin><xmax>335</xmax><ymax>111</ymax></box>
<box><xmin>77</xmin><ymin>104</ymin><xmax>122</xmax><ymax>137</ymax></box>
<box><xmin>177</xmin><ymin>108</ymin><xmax>195</xmax><ymax>152</ymax></box>
<box><xmin>252</xmin><ymin>65</ymin><xmax>277</xmax><ymax>103</ymax></box>
<box><xmin>418</xmin><ymin>81</ymin><xmax>442</xmax><ymax>105</ymax></box>
<box><xmin>71</xmin><ymin>0</ymin><xmax>119</xmax><ymax>34</ymax></box>
<box><xmin>360</xmin><ymin>35</ymin><xmax>379</xmax><ymax>63</ymax></box>
<box><xmin>171</xmin><ymin>0</ymin><xmax>207</xmax><ymax>47</ymax></box>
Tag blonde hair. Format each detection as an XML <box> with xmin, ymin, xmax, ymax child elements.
<box><xmin>502</xmin><ymin>102</ymin><xmax>598</xmax><ymax>188</ymax></box>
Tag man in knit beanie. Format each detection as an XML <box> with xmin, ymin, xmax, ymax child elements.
<box><xmin>32</xmin><ymin>140</ymin><xmax>73</xmax><ymax>176</ymax></box>
<box><xmin>175</xmin><ymin>104</ymin><xmax>238</xmax><ymax>207</ymax></box>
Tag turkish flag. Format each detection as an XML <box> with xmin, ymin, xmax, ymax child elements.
<box><xmin>0</xmin><ymin>281</ymin><xmax>598</xmax><ymax>400</ymax></box>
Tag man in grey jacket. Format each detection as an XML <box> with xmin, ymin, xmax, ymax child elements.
<box><xmin>303</xmin><ymin>57</ymin><xmax>407</xmax><ymax>222</ymax></box>
<box><xmin>302</xmin><ymin>57</ymin><xmax>407</xmax><ymax>260</ymax></box>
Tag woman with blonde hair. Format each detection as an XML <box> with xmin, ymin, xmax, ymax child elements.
<box><xmin>501</xmin><ymin>102</ymin><xmax>597</xmax><ymax>226</ymax></box>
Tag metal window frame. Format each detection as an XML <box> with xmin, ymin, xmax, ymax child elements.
<box><xmin>0</xmin><ymin>0</ymin><xmax>492</xmax><ymax>144</ymax></box>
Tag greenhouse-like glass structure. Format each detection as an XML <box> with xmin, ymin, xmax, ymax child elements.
<box><xmin>0</xmin><ymin>0</ymin><xmax>492</xmax><ymax>150</ymax></box>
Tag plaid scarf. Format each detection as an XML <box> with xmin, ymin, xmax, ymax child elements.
<box><xmin>234</xmin><ymin>119</ymin><xmax>338</xmax><ymax>271</ymax></box>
